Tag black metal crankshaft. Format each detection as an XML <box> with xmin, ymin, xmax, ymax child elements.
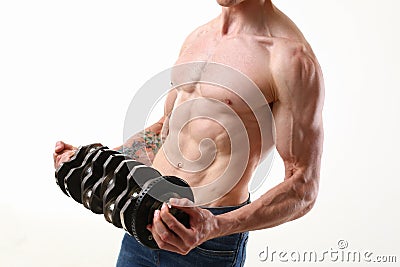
<box><xmin>54</xmin><ymin>144</ymin><xmax>194</xmax><ymax>249</ymax></box>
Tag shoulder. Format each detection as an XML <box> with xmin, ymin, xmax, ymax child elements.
<box><xmin>271</xmin><ymin>38</ymin><xmax>318</xmax><ymax>77</ymax></box>
<box><xmin>178</xmin><ymin>21</ymin><xmax>214</xmax><ymax>56</ymax></box>
<box><xmin>269</xmin><ymin>38</ymin><xmax>323</xmax><ymax>101</ymax></box>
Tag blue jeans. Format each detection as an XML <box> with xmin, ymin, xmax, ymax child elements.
<box><xmin>116</xmin><ymin>198</ymin><xmax>250</xmax><ymax>267</ymax></box>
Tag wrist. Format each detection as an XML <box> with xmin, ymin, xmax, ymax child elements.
<box><xmin>212</xmin><ymin>213</ymin><xmax>235</xmax><ymax>239</ymax></box>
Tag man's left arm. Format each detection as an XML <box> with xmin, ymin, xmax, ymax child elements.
<box><xmin>214</xmin><ymin>47</ymin><xmax>325</xmax><ymax>233</ymax></box>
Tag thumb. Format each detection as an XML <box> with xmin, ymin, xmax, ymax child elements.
<box><xmin>168</xmin><ymin>198</ymin><xmax>201</xmax><ymax>217</ymax></box>
<box><xmin>168</xmin><ymin>197</ymin><xmax>194</xmax><ymax>208</ymax></box>
<box><xmin>54</xmin><ymin>141</ymin><xmax>65</xmax><ymax>153</ymax></box>
<box><xmin>55</xmin><ymin>141</ymin><xmax>76</xmax><ymax>153</ymax></box>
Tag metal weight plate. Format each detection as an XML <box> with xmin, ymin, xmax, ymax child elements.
<box><xmin>103</xmin><ymin>160</ymin><xmax>144</xmax><ymax>226</ymax></box>
<box><xmin>88</xmin><ymin>154</ymin><xmax>129</xmax><ymax>214</ymax></box>
<box><xmin>55</xmin><ymin>144</ymin><xmax>102</xmax><ymax>196</ymax></box>
<box><xmin>64</xmin><ymin>146</ymin><xmax>108</xmax><ymax>203</ymax></box>
<box><xmin>131</xmin><ymin>176</ymin><xmax>194</xmax><ymax>249</ymax></box>
<box><xmin>112</xmin><ymin>166</ymin><xmax>162</xmax><ymax>228</ymax></box>
<box><xmin>81</xmin><ymin>149</ymin><xmax>119</xmax><ymax>209</ymax></box>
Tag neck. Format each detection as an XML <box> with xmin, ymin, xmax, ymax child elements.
<box><xmin>220</xmin><ymin>0</ymin><xmax>274</xmax><ymax>36</ymax></box>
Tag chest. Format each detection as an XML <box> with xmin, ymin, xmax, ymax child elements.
<box><xmin>173</xmin><ymin>35</ymin><xmax>276</xmax><ymax>105</ymax></box>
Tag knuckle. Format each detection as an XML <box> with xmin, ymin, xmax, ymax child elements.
<box><xmin>181</xmin><ymin>246</ymin><xmax>192</xmax><ymax>255</ymax></box>
<box><xmin>182</xmin><ymin>245</ymin><xmax>191</xmax><ymax>252</ymax></box>
<box><xmin>157</xmin><ymin>241</ymin><xmax>166</xmax><ymax>248</ymax></box>
<box><xmin>188</xmin><ymin>236</ymin><xmax>197</xmax><ymax>245</ymax></box>
<box><xmin>160</xmin><ymin>232</ymin><xmax>170</xmax><ymax>242</ymax></box>
<box><xmin>167</xmin><ymin>222</ymin><xmax>177</xmax><ymax>231</ymax></box>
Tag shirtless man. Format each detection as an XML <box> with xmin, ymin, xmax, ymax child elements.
<box><xmin>53</xmin><ymin>0</ymin><xmax>324</xmax><ymax>266</ymax></box>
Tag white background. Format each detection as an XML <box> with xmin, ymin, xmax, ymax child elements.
<box><xmin>1</xmin><ymin>0</ymin><xmax>399</xmax><ymax>266</ymax></box>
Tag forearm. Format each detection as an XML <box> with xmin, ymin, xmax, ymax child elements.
<box><xmin>214</xmin><ymin>171</ymin><xmax>319</xmax><ymax>237</ymax></box>
<box><xmin>114</xmin><ymin>118</ymin><xmax>165</xmax><ymax>165</ymax></box>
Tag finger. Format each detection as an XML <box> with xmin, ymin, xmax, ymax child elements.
<box><xmin>53</xmin><ymin>152</ymin><xmax>58</xmax><ymax>164</ymax></box>
<box><xmin>54</xmin><ymin>152</ymin><xmax>67</xmax><ymax>168</ymax></box>
<box><xmin>147</xmin><ymin>224</ymin><xmax>181</xmax><ymax>253</ymax></box>
<box><xmin>55</xmin><ymin>155</ymin><xmax>62</xmax><ymax>169</ymax></box>
<box><xmin>55</xmin><ymin>155</ymin><xmax>63</xmax><ymax>169</ymax></box>
<box><xmin>54</xmin><ymin>153</ymin><xmax>60</xmax><ymax>169</ymax></box>
<box><xmin>159</xmin><ymin>203</ymin><xmax>191</xmax><ymax>238</ymax></box>
<box><xmin>150</xmin><ymin>229</ymin><xmax>184</xmax><ymax>254</ymax></box>
<box><xmin>53</xmin><ymin>152</ymin><xmax>62</xmax><ymax>168</ymax></box>
<box><xmin>55</xmin><ymin>150</ymin><xmax>75</xmax><ymax>168</ymax></box>
<box><xmin>151</xmin><ymin>209</ymin><xmax>185</xmax><ymax>252</ymax></box>
<box><xmin>63</xmin><ymin>150</ymin><xmax>75</xmax><ymax>161</ymax></box>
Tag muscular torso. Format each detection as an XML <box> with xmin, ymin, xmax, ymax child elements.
<box><xmin>152</xmin><ymin>16</ymin><xmax>312</xmax><ymax>207</ymax></box>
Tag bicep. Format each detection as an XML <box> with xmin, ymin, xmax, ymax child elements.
<box><xmin>273</xmin><ymin>52</ymin><xmax>324</xmax><ymax>179</ymax></box>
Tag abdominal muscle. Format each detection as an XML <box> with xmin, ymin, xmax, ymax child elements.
<box><xmin>152</xmin><ymin>95</ymin><xmax>262</xmax><ymax>207</ymax></box>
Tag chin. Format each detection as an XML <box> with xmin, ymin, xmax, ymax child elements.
<box><xmin>216</xmin><ymin>0</ymin><xmax>242</xmax><ymax>7</ymax></box>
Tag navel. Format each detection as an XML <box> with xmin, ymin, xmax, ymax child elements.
<box><xmin>224</xmin><ymin>98</ymin><xmax>232</xmax><ymax>105</ymax></box>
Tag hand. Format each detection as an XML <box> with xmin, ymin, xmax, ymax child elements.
<box><xmin>53</xmin><ymin>141</ymin><xmax>77</xmax><ymax>169</ymax></box>
<box><xmin>146</xmin><ymin>198</ymin><xmax>220</xmax><ymax>255</ymax></box>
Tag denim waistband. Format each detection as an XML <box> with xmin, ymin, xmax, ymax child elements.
<box><xmin>202</xmin><ymin>195</ymin><xmax>251</xmax><ymax>216</ymax></box>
